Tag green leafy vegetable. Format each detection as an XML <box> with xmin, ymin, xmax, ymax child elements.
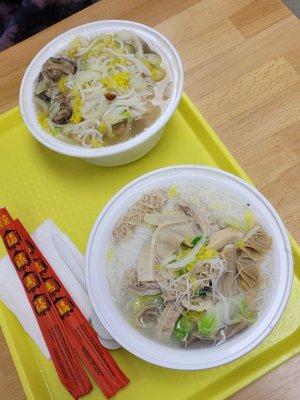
<box><xmin>198</xmin><ymin>313</ymin><xmax>218</xmax><ymax>337</ymax></box>
<box><xmin>174</xmin><ymin>267</ymin><xmax>188</xmax><ymax>278</ymax></box>
<box><xmin>236</xmin><ymin>298</ymin><xmax>247</xmax><ymax>319</ymax></box>
<box><xmin>169</xmin><ymin>234</ymin><xmax>207</xmax><ymax>272</ymax></box>
<box><xmin>51</xmin><ymin>127</ymin><xmax>60</xmax><ymax>137</ymax></box>
<box><xmin>198</xmin><ymin>288</ymin><xmax>207</xmax><ymax>298</ymax></box>
<box><xmin>131</xmin><ymin>295</ymin><xmax>161</xmax><ymax>314</ymax></box>
<box><xmin>191</xmin><ymin>235</ymin><xmax>202</xmax><ymax>247</ymax></box>
<box><xmin>173</xmin><ymin>315</ymin><xmax>196</xmax><ymax>342</ymax></box>
<box><xmin>235</xmin><ymin>297</ymin><xmax>257</xmax><ymax>324</ymax></box>
<box><xmin>122</xmin><ymin>109</ymin><xmax>133</xmax><ymax>121</ymax></box>
<box><xmin>198</xmin><ymin>286</ymin><xmax>212</xmax><ymax>298</ymax></box>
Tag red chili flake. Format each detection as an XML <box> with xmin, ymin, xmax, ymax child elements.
<box><xmin>105</xmin><ymin>92</ymin><xmax>117</xmax><ymax>101</ymax></box>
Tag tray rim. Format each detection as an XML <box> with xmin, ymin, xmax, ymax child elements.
<box><xmin>0</xmin><ymin>93</ymin><xmax>299</xmax><ymax>400</ymax></box>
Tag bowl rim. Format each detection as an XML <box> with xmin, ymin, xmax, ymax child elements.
<box><xmin>19</xmin><ymin>20</ymin><xmax>184</xmax><ymax>158</ymax></box>
<box><xmin>85</xmin><ymin>165</ymin><xmax>294</xmax><ymax>370</ymax></box>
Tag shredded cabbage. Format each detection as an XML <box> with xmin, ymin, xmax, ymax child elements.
<box><xmin>35</xmin><ymin>31</ymin><xmax>172</xmax><ymax>148</ymax></box>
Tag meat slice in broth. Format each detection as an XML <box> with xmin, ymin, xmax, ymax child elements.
<box><xmin>179</xmin><ymin>197</ymin><xmax>216</xmax><ymax>234</ymax></box>
<box><xmin>156</xmin><ymin>303</ymin><xmax>183</xmax><ymax>341</ymax></box>
<box><xmin>113</xmin><ymin>190</ymin><xmax>167</xmax><ymax>241</ymax></box>
<box><xmin>208</xmin><ymin>227</ymin><xmax>242</xmax><ymax>251</ymax></box>
<box><xmin>144</xmin><ymin>211</ymin><xmax>187</xmax><ymax>226</ymax></box>
<box><xmin>243</xmin><ymin>225</ymin><xmax>272</xmax><ymax>258</ymax></box>
<box><xmin>124</xmin><ymin>269</ymin><xmax>161</xmax><ymax>296</ymax></box>
<box><xmin>218</xmin><ymin>244</ymin><xmax>238</xmax><ymax>297</ymax></box>
<box><xmin>109</xmin><ymin>184</ymin><xmax>273</xmax><ymax>349</ymax></box>
<box><xmin>237</xmin><ymin>225</ymin><xmax>271</xmax><ymax>291</ymax></box>
<box><xmin>181</xmin><ymin>297</ymin><xmax>213</xmax><ymax>312</ymax></box>
<box><xmin>153</xmin><ymin>220</ymin><xmax>198</xmax><ymax>261</ymax></box>
<box><xmin>137</xmin><ymin>243</ymin><xmax>154</xmax><ymax>282</ymax></box>
<box><xmin>223</xmin><ymin>320</ymin><xmax>249</xmax><ymax>339</ymax></box>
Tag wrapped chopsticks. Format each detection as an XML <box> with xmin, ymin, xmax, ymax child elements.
<box><xmin>0</xmin><ymin>208</ymin><xmax>129</xmax><ymax>399</ymax></box>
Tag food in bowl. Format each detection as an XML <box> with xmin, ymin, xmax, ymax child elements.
<box><xmin>107</xmin><ymin>183</ymin><xmax>273</xmax><ymax>348</ymax></box>
<box><xmin>34</xmin><ymin>31</ymin><xmax>172</xmax><ymax>148</ymax></box>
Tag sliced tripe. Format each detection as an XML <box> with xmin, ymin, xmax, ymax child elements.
<box><xmin>124</xmin><ymin>269</ymin><xmax>161</xmax><ymax>295</ymax></box>
<box><xmin>239</xmin><ymin>263</ymin><xmax>260</xmax><ymax>288</ymax></box>
<box><xmin>137</xmin><ymin>243</ymin><xmax>154</xmax><ymax>282</ymax></box>
<box><xmin>208</xmin><ymin>227</ymin><xmax>242</xmax><ymax>251</ymax></box>
<box><xmin>178</xmin><ymin>197</ymin><xmax>216</xmax><ymax>234</ymax></box>
<box><xmin>236</xmin><ymin>224</ymin><xmax>271</xmax><ymax>291</ymax></box>
<box><xmin>113</xmin><ymin>190</ymin><xmax>167</xmax><ymax>241</ymax></box>
<box><xmin>181</xmin><ymin>298</ymin><xmax>213</xmax><ymax>312</ymax></box>
<box><xmin>153</xmin><ymin>221</ymin><xmax>198</xmax><ymax>261</ymax></box>
<box><xmin>218</xmin><ymin>244</ymin><xmax>237</xmax><ymax>297</ymax></box>
<box><xmin>156</xmin><ymin>303</ymin><xmax>183</xmax><ymax>341</ymax></box>
<box><xmin>243</xmin><ymin>224</ymin><xmax>272</xmax><ymax>257</ymax></box>
<box><xmin>144</xmin><ymin>211</ymin><xmax>186</xmax><ymax>226</ymax></box>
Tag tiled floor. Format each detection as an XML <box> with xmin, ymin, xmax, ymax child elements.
<box><xmin>282</xmin><ymin>0</ymin><xmax>300</xmax><ymax>17</ymax></box>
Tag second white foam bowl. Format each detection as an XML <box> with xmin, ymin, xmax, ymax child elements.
<box><xmin>85</xmin><ymin>166</ymin><xmax>293</xmax><ymax>370</ymax></box>
<box><xmin>19</xmin><ymin>20</ymin><xmax>183</xmax><ymax>166</ymax></box>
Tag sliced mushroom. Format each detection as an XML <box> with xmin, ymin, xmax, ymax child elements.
<box><xmin>50</xmin><ymin>94</ymin><xmax>73</xmax><ymax>125</ymax></box>
<box><xmin>35</xmin><ymin>72</ymin><xmax>53</xmax><ymax>102</ymax></box>
<box><xmin>42</xmin><ymin>57</ymin><xmax>77</xmax><ymax>82</ymax></box>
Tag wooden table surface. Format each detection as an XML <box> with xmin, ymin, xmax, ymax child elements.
<box><xmin>0</xmin><ymin>0</ymin><xmax>299</xmax><ymax>399</ymax></box>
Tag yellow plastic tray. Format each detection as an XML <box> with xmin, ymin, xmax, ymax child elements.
<box><xmin>0</xmin><ymin>94</ymin><xmax>300</xmax><ymax>400</ymax></box>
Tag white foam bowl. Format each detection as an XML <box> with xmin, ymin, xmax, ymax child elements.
<box><xmin>19</xmin><ymin>20</ymin><xmax>183</xmax><ymax>166</ymax></box>
<box><xmin>85</xmin><ymin>166</ymin><xmax>293</xmax><ymax>369</ymax></box>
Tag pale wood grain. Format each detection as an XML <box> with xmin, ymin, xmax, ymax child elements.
<box><xmin>199</xmin><ymin>57</ymin><xmax>299</xmax><ymax>126</ymax></box>
<box><xmin>185</xmin><ymin>15</ymin><xmax>300</xmax><ymax>97</ymax></box>
<box><xmin>0</xmin><ymin>0</ymin><xmax>299</xmax><ymax>399</ymax></box>
<box><xmin>229</xmin><ymin>0</ymin><xmax>290</xmax><ymax>37</ymax></box>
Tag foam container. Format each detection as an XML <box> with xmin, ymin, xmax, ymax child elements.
<box><xmin>85</xmin><ymin>165</ymin><xmax>293</xmax><ymax>370</ymax></box>
<box><xmin>19</xmin><ymin>20</ymin><xmax>183</xmax><ymax>166</ymax></box>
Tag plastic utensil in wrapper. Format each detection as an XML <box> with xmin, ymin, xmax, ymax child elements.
<box><xmin>16</xmin><ymin>219</ymin><xmax>129</xmax><ymax>395</ymax></box>
<box><xmin>0</xmin><ymin>208</ymin><xmax>129</xmax><ymax>398</ymax></box>
<box><xmin>0</xmin><ymin>210</ymin><xmax>92</xmax><ymax>399</ymax></box>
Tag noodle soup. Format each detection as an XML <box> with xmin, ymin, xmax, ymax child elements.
<box><xmin>107</xmin><ymin>184</ymin><xmax>273</xmax><ymax>348</ymax></box>
<box><xmin>34</xmin><ymin>31</ymin><xmax>172</xmax><ymax>148</ymax></box>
